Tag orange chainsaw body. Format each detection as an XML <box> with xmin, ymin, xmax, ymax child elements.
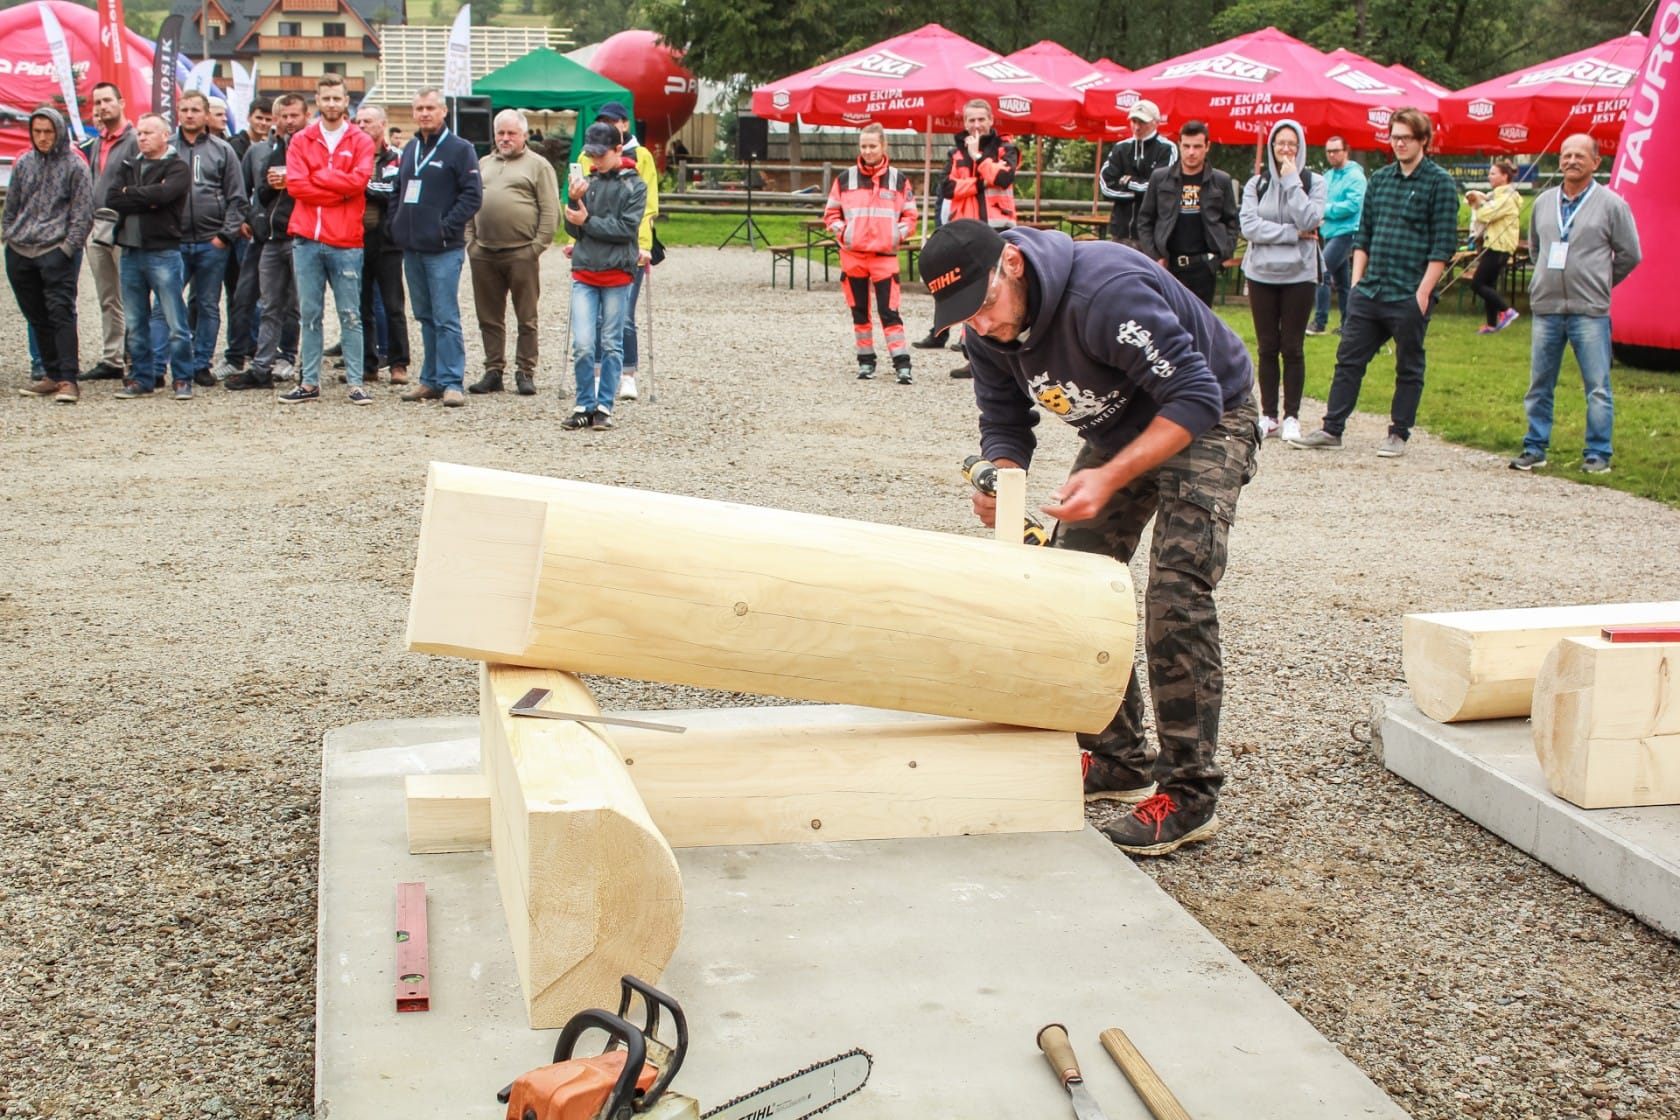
<box><xmin>503</xmin><ymin>1051</ymin><xmax>658</xmax><ymax>1120</ymax></box>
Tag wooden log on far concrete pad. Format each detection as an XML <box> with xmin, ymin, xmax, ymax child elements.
<box><xmin>408</xmin><ymin>462</ymin><xmax>1135</xmax><ymax>734</ymax></box>
<box><xmin>1402</xmin><ymin>602</ymin><xmax>1680</xmax><ymax>723</ymax></box>
<box><xmin>1533</xmin><ymin>636</ymin><xmax>1680</xmax><ymax>809</ymax></box>
<box><xmin>479</xmin><ymin>664</ymin><xmax>683</xmax><ymax>1028</ymax></box>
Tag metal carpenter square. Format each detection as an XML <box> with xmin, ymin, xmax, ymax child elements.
<box><xmin>1601</xmin><ymin>626</ymin><xmax>1680</xmax><ymax>643</ymax></box>
<box><xmin>395</xmin><ymin>881</ymin><xmax>430</xmax><ymax>1013</ymax></box>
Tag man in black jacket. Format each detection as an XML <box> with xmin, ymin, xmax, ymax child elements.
<box><xmin>226</xmin><ymin>93</ymin><xmax>304</xmax><ymax>390</ymax></box>
<box><xmin>1135</xmin><ymin>120</ymin><xmax>1239</xmax><ymax>307</ymax></box>
<box><xmin>1099</xmin><ymin>99</ymin><xmax>1176</xmax><ymax>244</ymax></box>
<box><xmin>356</xmin><ymin>102</ymin><xmax>409</xmax><ymax>385</ymax></box>
<box><xmin>106</xmin><ymin>114</ymin><xmax>195</xmax><ymax>398</ymax></box>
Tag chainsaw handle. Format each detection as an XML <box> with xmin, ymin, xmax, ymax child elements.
<box><xmin>552</xmin><ymin>1010</ymin><xmax>647</xmax><ymax>1119</ymax></box>
<box><xmin>615</xmin><ymin>976</ymin><xmax>687</xmax><ymax>1106</ymax></box>
<box><xmin>1037</xmin><ymin>1023</ymin><xmax>1082</xmax><ymax>1087</ymax></box>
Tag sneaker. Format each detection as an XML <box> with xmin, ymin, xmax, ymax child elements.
<box><xmin>1099</xmin><ymin>792</ymin><xmax>1221</xmax><ymax>856</ymax></box>
<box><xmin>561</xmin><ymin>409</ymin><xmax>591</xmax><ymax>430</ymax></box>
<box><xmin>949</xmin><ymin>364</ymin><xmax>973</xmax><ymax>379</ymax></box>
<box><xmin>193</xmin><ymin>367</ymin><xmax>217</xmax><ymax>388</ymax></box>
<box><xmin>211</xmin><ymin>358</ymin><xmax>243</xmax><ymax>381</ymax></box>
<box><xmin>1377</xmin><ymin>434</ymin><xmax>1407</xmax><ymax>458</ymax></box>
<box><xmin>441</xmin><ymin>388</ymin><xmax>465</xmax><ymax>408</ymax></box>
<box><xmin>1496</xmin><ymin>308</ymin><xmax>1520</xmax><ymax>332</ymax></box>
<box><xmin>18</xmin><ymin>378</ymin><xmax>59</xmax><ymax>398</ymax></box>
<box><xmin>272</xmin><ymin>358</ymin><xmax>297</xmax><ymax>382</ymax></box>
<box><xmin>1508</xmin><ymin>451</ymin><xmax>1547</xmax><ymax>471</ymax></box>
<box><xmin>401</xmin><ymin>383</ymin><xmax>442</xmax><ymax>402</ymax></box>
<box><xmin>515</xmin><ymin>371</ymin><xmax>536</xmax><ymax>396</ymax></box>
<box><xmin>83</xmin><ymin>361</ymin><xmax>125</xmax><ymax>381</ymax></box>
<box><xmin>114</xmin><ymin>380</ymin><xmax>153</xmax><ymax>399</ymax></box>
<box><xmin>856</xmin><ymin>363</ymin><xmax>876</xmax><ymax>380</ymax></box>
<box><xmin>347</xmin><ymin>386</ymin><xmax>373</xmax><ymax>406</ymax></box>
<box><xmin>619</xmin><ymin>374</ymin><xmax>638</xmax><ymax>400</ymax></box>
<box><xmin>1477</xmin><ymin>324</ymin><xmax>1499</xmax><ymax>335</ymax></box>
<box><xmin>591</xmin><ymin>409</ymin><xmax>614</xmax><ymax>430</ymax></box>
<box><xmin>52</xmin><ymin>381</ymin><xmax>79</xmax><ymax>404</ymax></box>
<box><xmin>1280</xmin><ymin>416</ymin><xmax>1302</xmax><ymax>443</ymax></box>
<box><xmin>1081</xmin><ymin>751</ymin><xmax>1157</xmax><ymax>805</ymax></box>
<box><xmin>911</xmin><ymin>332</ymin><xmax>946</xmax><ymax>350</ymax></box>
<box><xmin>278</xmin><ymin>384</ymin><xmax>320</xmax><ymax>404</ymax></box>
<box><xmin>895</xmin><ymin>367</ymin><xmax>913</xmax><ymax>385</ymax></box>
<box><xmin>173</xmin><ymin>380</ymin><xmax>194</xmax><ymax>400</ymax></box>
<box><xmin>1582</xmin><ymin>457</ymin><xmax>1612</xmax><ymax>475</ymax></box>
<box><xmin>1258</xmin><ymin>415</ymin><xmax>1280</xmax><ymax>439</ymax></box>
<box><xmin>225</xmin><ymin>370</ymin><xmax>274</xmax><ymax>391</ymax></box>
<box><xmin>1287</xmin><ymin>428</ymin><xmax>1342</xmax><ymax>449</ymax></box>
<box><xmin>1304</xmin><ymin>323</ymin><xmax>1326</xmax><ymax>336</ymax></box>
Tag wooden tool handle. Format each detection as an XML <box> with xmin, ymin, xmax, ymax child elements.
<box><xmin>1100</xmin><ymin>1028</ymin><xmax>1192</xmax><ymax>1120</ymax></box>
<box><xmin>1036</xmin><ymin>1023</ymin><xmax>1081</xmax><ymax>1087</ymax></box>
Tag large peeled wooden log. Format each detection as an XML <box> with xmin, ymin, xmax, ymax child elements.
<box><xmin>1533</xmin><ymin>636</ymin><xmax>1680</xmax><ymax>809</ymax></box>
<box><xmin>409</xmin><ymin>462</ymin><xmax>1135</xmax><ymax>734</ymax></box>
<box><xmin>1402</xmin><ymin>602</ymin><xmax>1680</xmax><ymax>723</ymax></box>
<box><xmin>479</xmin><ymin>664</ymin><xmax>683</xmax><ymax>1028</ymax></box>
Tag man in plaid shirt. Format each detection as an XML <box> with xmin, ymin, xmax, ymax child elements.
<box><xmin>1289</xmin><ymin>107</ymin><xmax>1459</xmax><ymax>457</ymax></box>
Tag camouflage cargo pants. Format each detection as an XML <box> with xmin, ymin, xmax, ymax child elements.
<box><xmin>1054</xmin><ymin>397</ymin><xmax>1259</xmax><ymax>813</ymax></box>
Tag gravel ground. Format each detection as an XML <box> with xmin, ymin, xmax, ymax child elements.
<box><xmin>1</xmin><ymin>245</ymin><xmax>1678</xmax><ymax>1119</ymax></box>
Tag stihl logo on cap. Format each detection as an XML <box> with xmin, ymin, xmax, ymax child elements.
<box><xmin>997</xmin><ymin>95</ymin><xmax>1032</xmax><ymax>116</ymax></box>
<box><xmin>927</xmin><ymin>267</ymin><xmax>963</xmax><ymax>293</ymax></box>
<box><xmin>1468</xmin><ymin>98</ymin><xmax>1495</xmax><ymax>120</ymax></box>
<box><xmin>822</xmin><ymin>49</ymin><xmax>923</xmax><ymax>80</ymax></box>
<box><xmin>1161</xmin><ymin>52</ymin><xmax>1280</xmax><ymax>84</ymax></box>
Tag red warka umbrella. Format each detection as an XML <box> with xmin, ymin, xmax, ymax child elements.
<box><xmin>1003</xmin><ymin>40</ymin><xmax>1128</xmax><ymax>138</ymax></box>
<box><xmin>1437</xmin><ymin>33</ymin><xmax>1648</xmax><ymax>155</ymax></box>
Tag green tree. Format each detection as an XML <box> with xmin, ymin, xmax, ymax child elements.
<box><xmin>545</xmin><ymin>0</ymin><xmax>643</xmax><ymax>45</ymax></box>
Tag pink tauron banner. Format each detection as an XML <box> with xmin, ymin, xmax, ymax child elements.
<box><xmin>1609</xmin><ymin>0</ymin><xmax>1680</xmax><ymax>360</ymax></box>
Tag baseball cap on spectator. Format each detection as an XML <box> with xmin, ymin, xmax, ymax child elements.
<box><xmin>919</xmin><ymin>220</ymin><xmax>1007</xmax><ymax>333</ymax></box>
<box><xmin>597</xmin><ymin>101</ymin><xmax>631</xmax><ymax>123</ymax></box>
<box><xmin>582</xmin><ymin>122</ymin><xmax>622</xmax><ymax>156</ymax></box>
<box><xmin>1128</xmin><ymin>100</ymin><xmax>1161</xmax><ymax>124</ymax></box>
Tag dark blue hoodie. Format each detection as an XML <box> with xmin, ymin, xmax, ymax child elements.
<box><xmin>969</xmin><ymin>228</ymin><xmax>1253</xmax><ymax>468</ymax></box>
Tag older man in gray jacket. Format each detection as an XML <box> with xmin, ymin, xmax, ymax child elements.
<box><xmin>1509</xmin><ymin>134</ymin><xmax>1641</xmax><ymax>475</ymax></box>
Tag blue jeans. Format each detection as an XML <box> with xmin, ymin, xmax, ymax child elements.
<box><xmin>151</xmin><ymin>239</ymin><xmax>229</xmax><ymax>373</ymax></box>
<box><xmin>404</xmin><ymin>248</ymin><xmax>466</xmax><ymax>392</ymax></box>
<box><xmin>121</xmin><ymin>249</ymin><xmax>192</xmax><ymax>390</ymax></box>
<box><xmin>592</xmin><ymin>264</ymin><xmax>645</xmax><ymax>373</ymax></box>
<box><xmin>27</xmin><ymin>323</ymin><xmax>42</xmax><ymax>376</ymax></box>
<box><xmin>1523</xmin><ymin>314</ymin><xmax>1614</xmax><ymax>462</ymax></box>
<box><xmin>571</xmin><ymin>279</ymin><xmax>629</xmax><ymax>413</ymax></box>
<box><xmin>292</xmin><ymin>239</ymin><xmax>365</xmax><ymax>389</ymax></box>
<box><xmin>1313</xmin><ymin>233</ymin><xmax>1354</xmax><ymax>329</ymax></box>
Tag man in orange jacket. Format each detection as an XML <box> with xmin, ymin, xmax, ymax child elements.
<box><xmin>280</xmin><ymin>74</ymin><xmax>376</xmax><ymax>405</ymax></box>
<box><xmin>823</xmin><ymin>123</ymin><xmax>918</xmax><ymax>384</ymax></box>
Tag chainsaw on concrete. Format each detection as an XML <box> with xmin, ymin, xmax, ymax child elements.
<box><xmin>498</xmin><ymin>976</ymin><xmax>871</xmax><ymax>1120</ymax></box>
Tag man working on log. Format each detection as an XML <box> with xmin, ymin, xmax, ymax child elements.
<box><xmin>920</xmin><ymin>220</ymin><xmax>1258</xmax><ymax>855</ymax></box>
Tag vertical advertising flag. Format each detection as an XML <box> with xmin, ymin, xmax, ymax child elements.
<box><xmin>99</xmin><ymin>0</ymin><xmax>136</xmax><ymax>108</ymax></box>
<box><xmin>443</xmin><ymin>5</ymin><xmax>473</xmax><ymax>96</ymax></box>
<box><xmin>153</xmin><ymin>13</ymin><xmax>183</xmax><ymax>129</ymax></box>
<box><xmin>38</xmin><ymin>4</ymin><xmax>88</xmax><ymax>141</ymax></box>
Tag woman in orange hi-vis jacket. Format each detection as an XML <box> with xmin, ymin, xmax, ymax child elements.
<box><xmin>823</xmin><ymin>123</ymin><xmax>919</xmax><ymax>385</ymax></box>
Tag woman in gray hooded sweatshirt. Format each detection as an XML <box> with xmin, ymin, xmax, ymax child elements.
<box><xmin>1240</xmin><ymin>119</ymin><xmax>1326</xmax><ymax>443</ymax></box>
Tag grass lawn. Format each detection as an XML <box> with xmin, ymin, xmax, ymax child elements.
<box><xmin>655</xmin><ymin>212</ymin><xmax>1679</xmax><ymax>509</ymax></box>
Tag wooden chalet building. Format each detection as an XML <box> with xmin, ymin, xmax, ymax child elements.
<box><xmin>173</xmin><ymin>0</ymin><xmax>404</xmax><ymax>99</ymax></box>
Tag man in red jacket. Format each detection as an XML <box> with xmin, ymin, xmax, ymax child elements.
<box><xmin>280</xmin><ymin>75</ymin><xmax>376</xmax><ymax>404</ymax></box>
<box><xmin>822</xmin><ymin>123</ymin><xmax>918</xmax><ymax>384</ymax></box>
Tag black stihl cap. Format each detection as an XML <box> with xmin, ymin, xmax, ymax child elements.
<box><xmin>920</xmin><ymin>220</ymin><xmax>1006</xmax><ymax>333</ymax></box>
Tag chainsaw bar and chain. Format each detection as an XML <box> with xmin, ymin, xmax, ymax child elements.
<box><xmin>701</xmin><ymin>1048</ymin><xmax>873</xmax><ymax>1120</ymax></box>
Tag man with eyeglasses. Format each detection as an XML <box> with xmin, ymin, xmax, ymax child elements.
<box><xmin>1289</xmin><ymin>108</ymin><xmax>1458</xmax><ymax>457</ymax></box>
<box><xmin>919</xmin><ymin>219</ymin><xmax>1258</xmax><ymax>857</ymax></box>
<box><xmin>1307</xmin><ymin>135</ymin><xmax>1365</xmax><ymax>335</ymax></box>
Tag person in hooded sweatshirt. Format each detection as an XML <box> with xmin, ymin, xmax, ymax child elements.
<box><xmin>822</xmin><ymin>123</ymin><xmax>918</xmax><ymax>384</ymax></box>
<box><xmin>7</xmin><ymin>106</ymin><xmax>94</xmax><ymax>403</ymax></box>
<box><xmin>919</xmin><ymin>220</ymin><xmax>1258</xmax><ymax>857</ymax></box>
<box><xmin>1240</xmin><ymin>119</ymin><xmax>1327</xmax><ymax>443</ymax></box>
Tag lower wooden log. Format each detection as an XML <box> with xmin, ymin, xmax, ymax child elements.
<box><xmin>1533</xmin><ymin>637</ymin><xmax>1680</xmax><ymax>809</ymax></box>
<box><xmin>480</xmin><ymin>664</ymin><xmax>684</xmax><ymax>1028</ymax></box>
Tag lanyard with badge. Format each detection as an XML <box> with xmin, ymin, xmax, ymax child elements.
<box><xmin>405</xmin><ymin>127</ymin><xmax>449</xmax><ymax>205</ymax></box>
<box><xmin>1548</xmin><ymin>183</ymin><xmax>1593</xmax><ymax>269</ymax></box>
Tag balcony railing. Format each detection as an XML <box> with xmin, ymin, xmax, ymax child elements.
<box><xmin>265</xmin><ymin>74</ymin><xmax>367</xmax><ymax>92</ymax></box>
<box><xmin>281</xmin><ymin>0</ymin><xmax>341</xmax><ymax>10</ymax></box>
<box><xmin>259</xmin><ymin>35</ymin><xmax>367</xmax><ymax>52</ymax></box>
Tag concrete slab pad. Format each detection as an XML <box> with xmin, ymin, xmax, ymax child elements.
<box><xmin>316</xmin><ymin>710</ymin><xmax>1407</xmax><ymax>1119</ymax></box>
<box><xmin>1377</xmin><ymin>697</ymin><xmax>1680</xmax><ymax>940</ymax></box>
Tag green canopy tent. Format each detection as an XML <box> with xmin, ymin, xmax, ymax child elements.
<box><xmin>473</xmin><ymin>47</ymin><xmax>633</xmax><ymax>165</ymax></box>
